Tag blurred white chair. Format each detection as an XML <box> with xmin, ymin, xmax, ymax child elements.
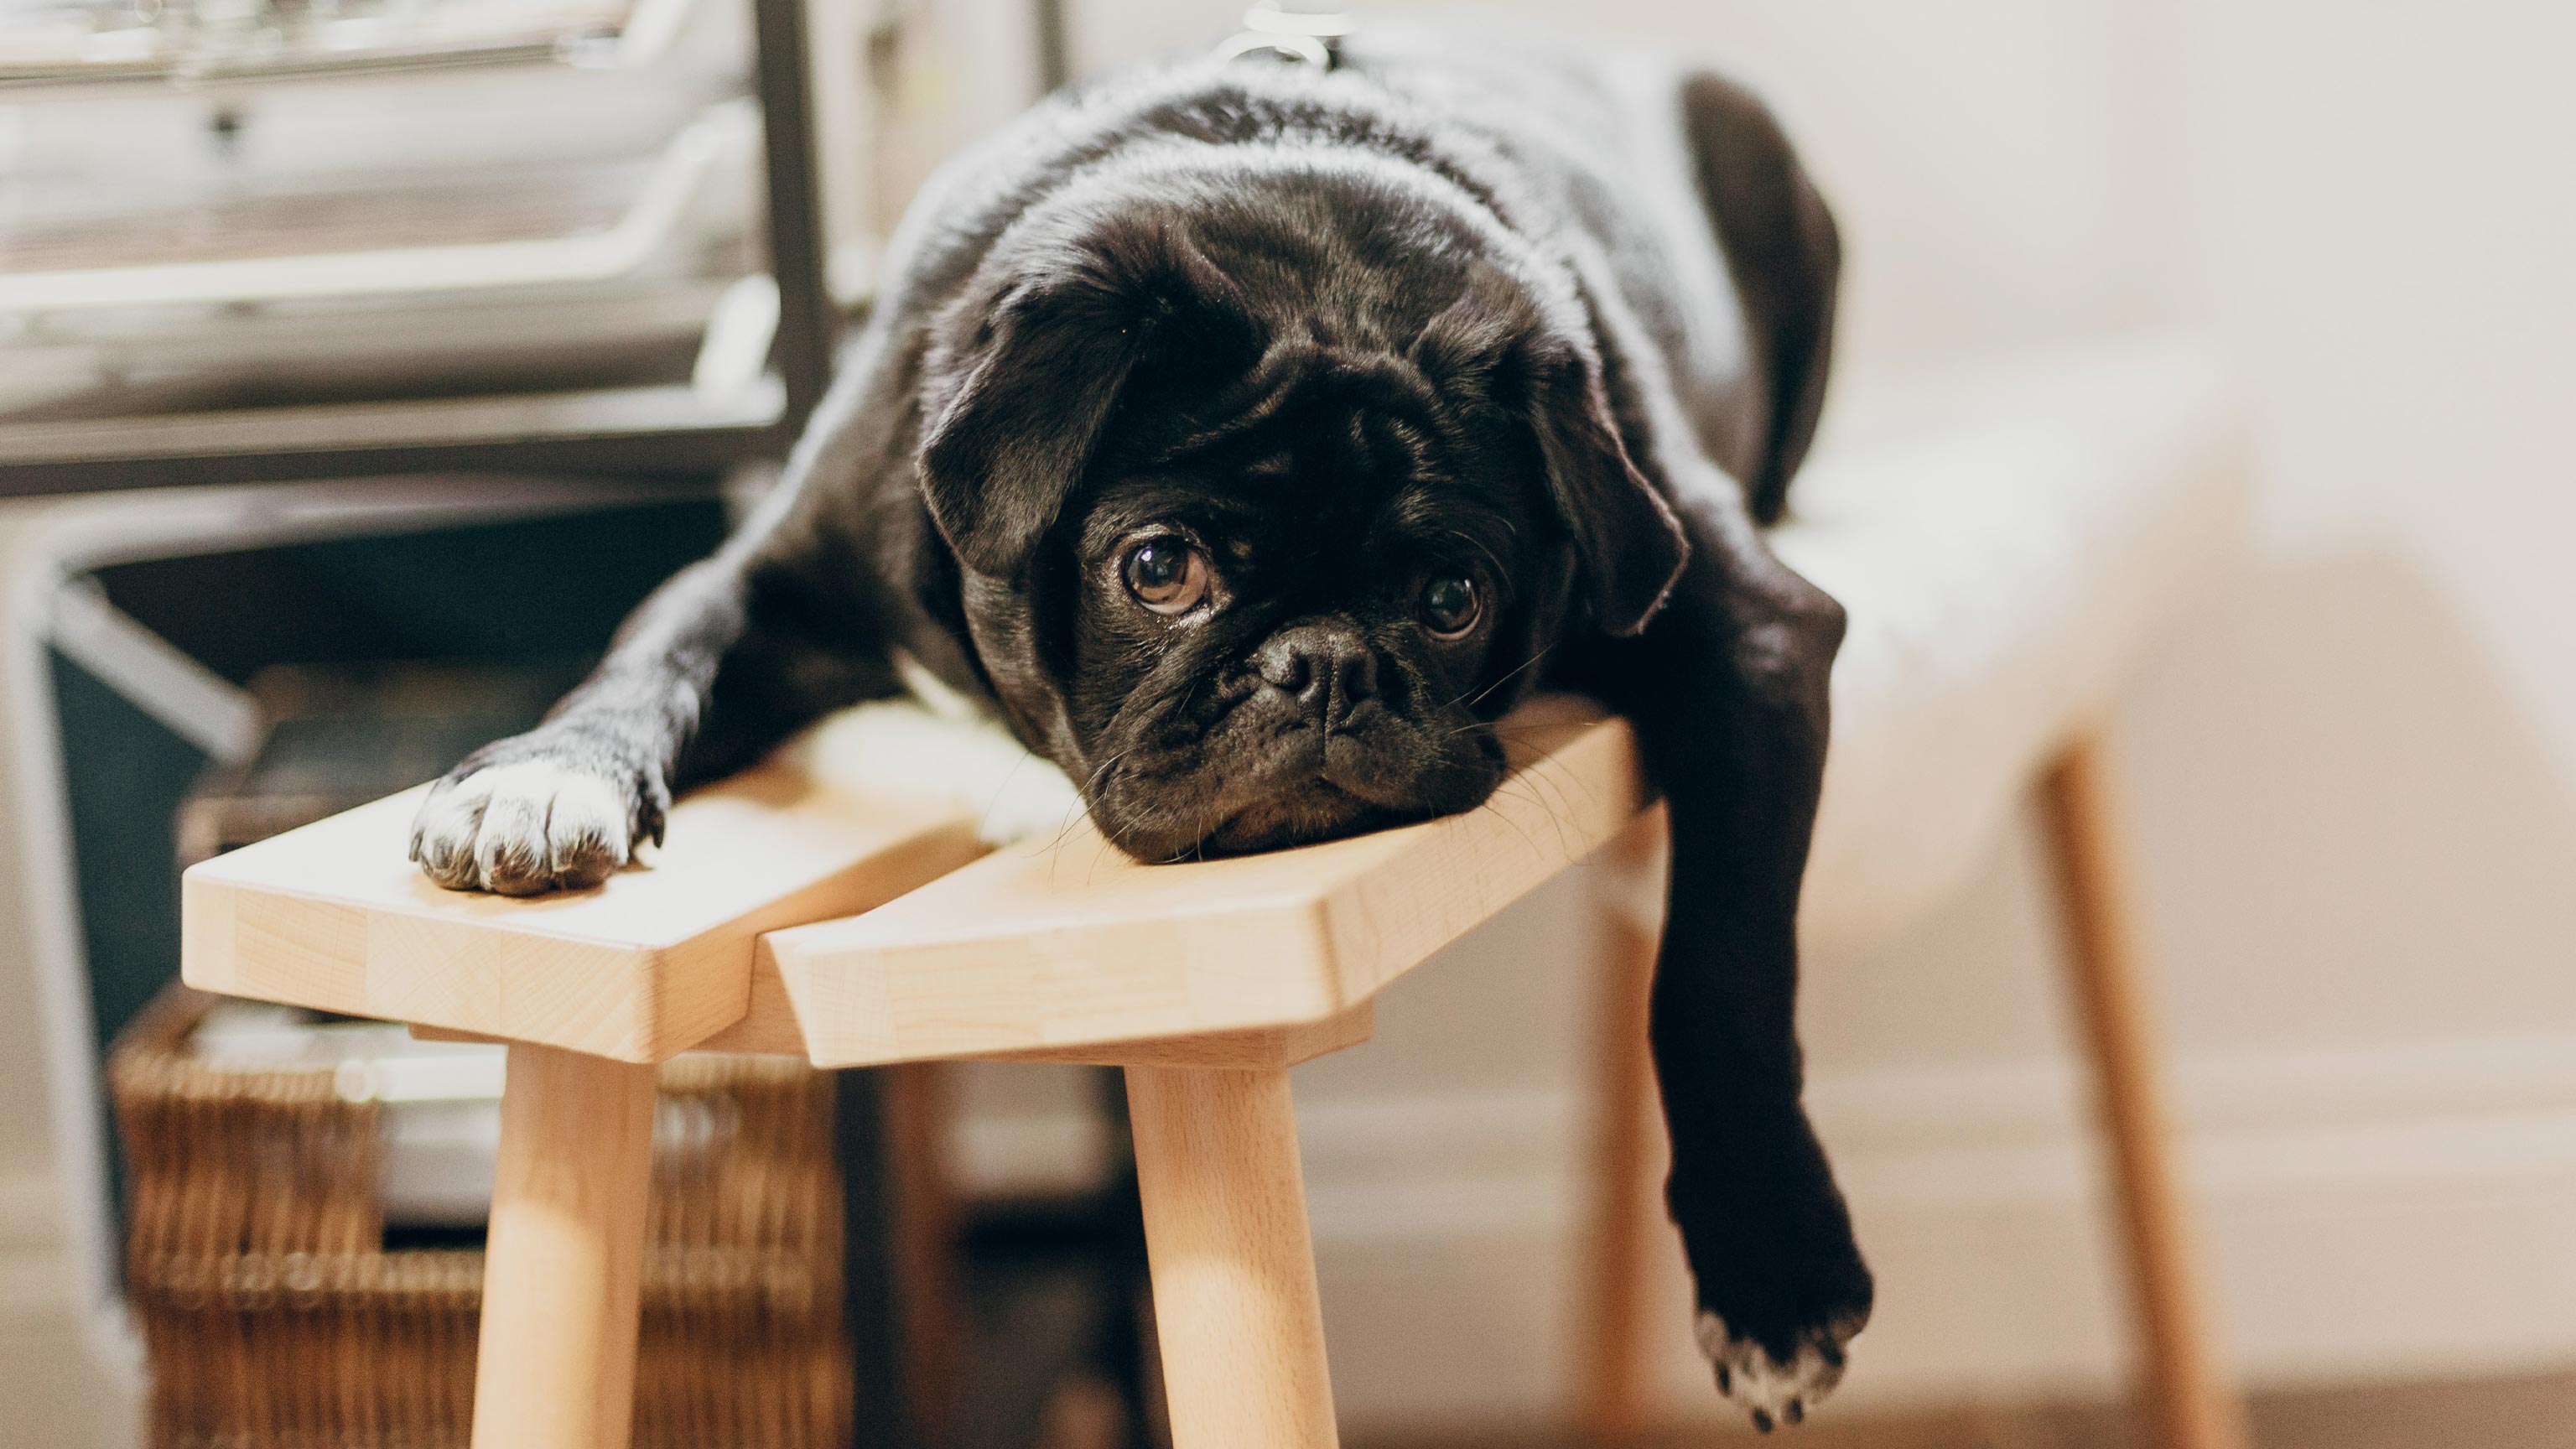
<box><xmin>1580</xmin><ymin>332</ymin><xmax>2255</xmax><ymax>1449</ymax></box>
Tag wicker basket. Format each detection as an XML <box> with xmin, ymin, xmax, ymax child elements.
<box><xmin>110</xmin><ymin>987</ymin><xmax>852</xmax><ymax>1449</ymax></box>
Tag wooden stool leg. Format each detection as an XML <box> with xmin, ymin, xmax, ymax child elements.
<box><xmin>1578</xmin><ymin>807</ymin><xmax>1666</xmax><ymax>1442</ymax></box>
<box><xmin>1124</xmin><ymin>1064</ymin><xmax>1339</xmax><ymax>1449</ymax></box>
<box><xmin>470</xmin><ymin>1041</ymin><xmax>659</xmax><ymax>1449</ymax></box>
<box><xmin>2038</xmin><ymin>736</ymin><xmax>2251</xmax><ymax>1449</ymax></box>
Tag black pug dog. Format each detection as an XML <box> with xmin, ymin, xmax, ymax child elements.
<box><xmin>411</xmin><ymin>18</ymin><xmax>1866</xmax><ymax>1431</ymax></box>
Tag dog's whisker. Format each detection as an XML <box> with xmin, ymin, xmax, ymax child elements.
<box><xmin>1462</xmin><ymin>641</ymin><xmax>1556</xmax><ymax>713</ymax></box>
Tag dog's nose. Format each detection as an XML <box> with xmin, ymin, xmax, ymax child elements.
<box><xmin>1255</xmin><ymin>623</ymin><xmax>1379</xmax><ymax>727</ymax></box>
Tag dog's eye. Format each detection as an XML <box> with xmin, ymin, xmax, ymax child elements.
<box><xmin>1123</xmin><ymin>538</ymin><xmax>1211</xmax><ymax>615</ymax></box>
<box><xmin>1418</xmin><ymin>574</ymin><xmax>1481</xmax><ymax>638</ymax></box>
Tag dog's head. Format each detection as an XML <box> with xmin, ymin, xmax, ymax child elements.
<box><xmin>916</xmin><ymin>156</ymin><xmax>1687</xmax><ymax>860</ymax></box>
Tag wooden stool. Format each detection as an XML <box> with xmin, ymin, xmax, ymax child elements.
<box><xmin>183</xmin><ymin>699</ymin><xmax>1633</xmax><ymax>1449</ymax></box>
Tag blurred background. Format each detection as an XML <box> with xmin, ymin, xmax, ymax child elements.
<box><xmin>1</xmin><ymin>1</ymin><xmax>2572</xmax><ymax>1446</ymax></box>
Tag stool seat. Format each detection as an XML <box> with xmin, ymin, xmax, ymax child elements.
<box><xmin>179</xmin><ymin>764</ymin><xmax>988</xmax><ymax>1062</ymax></box>
<box><xmin>181</xmin><ymin>695</ymin><xmax>1644</xmax><ymax>1069</ymax></box>
<box><xmin>705</xmin><ymin>694</ymin><xmax>1640</xmax><ymax>1067</ymax></box>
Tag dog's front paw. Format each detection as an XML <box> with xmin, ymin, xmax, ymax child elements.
<box><xmin>409</xmin><ymin>740</ymin><xmax>666</xmax><ymax>896</ymax></box>
<box><xmin>1696</xmin><ymin>1305</ymin><xmax>1866</xmax><ymax>1433</ymax></box>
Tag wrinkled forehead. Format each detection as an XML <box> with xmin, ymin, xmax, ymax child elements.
<box><xmin>1078</xmin><ymin>386</ymin><xmax>1532</xmax><ymax>564</ymax></box>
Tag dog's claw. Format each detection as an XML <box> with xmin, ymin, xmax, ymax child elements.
<box><xmin>411</xmin><ymin>754</ymin><xmax>649</xmax><ymax>896</ymax></box>
<box><xmin>1697</xmin><ymin>1308</ymin><xmax>1862</xmax><ymax>1432</ymax></box>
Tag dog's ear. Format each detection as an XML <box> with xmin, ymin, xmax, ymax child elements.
<box><xmin>917</xmin><ymin>273</ymin><xmax>1153</xmax><ymax>579</ymax></box>
<box><xmin>918</xmin><ymin>223</ymin><xmax>1255</xmax><ymax>579</ymax></box>
<box><xmin>1682</xmin><ymin>72</ymin><xmax>1842</xmax><ymax>526</ymax></box>
<box><xmin>1523</xmin><ymin>338</ymin><xmax>1692</xmax><ymax>636</ymax></box>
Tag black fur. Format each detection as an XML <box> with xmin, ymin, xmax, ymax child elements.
<box><xmin>411</xmin><ymin>21</ymin><xmax>1868</xmax><ymax>1419</ymax></box>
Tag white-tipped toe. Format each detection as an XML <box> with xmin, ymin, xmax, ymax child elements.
<box><xmin>412</xmin><ymin>759</ymin><xmax>635</xmax><ymax>895</ymax></box>
<box><xmin>1696</xmin><ymin>1308</ymin><xmax>1862</xmax><ymax>1432</ymax></box>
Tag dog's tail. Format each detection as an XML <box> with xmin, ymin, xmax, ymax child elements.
<box><xmin>1681</xmin><ymin>73</ymin><xmax>1843</xmax><ymax>527</ymax></box>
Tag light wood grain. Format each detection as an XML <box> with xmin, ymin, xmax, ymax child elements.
<box><xmin>1127</xmin><ymin>1065</ymin><xmax>1339</xmax><ymax>1449</ymax></box>
<box><xmin>2039</xmin><ymin>736</ymin><xmax>2251</xmax><ymax>1449</ymax></box>
<box><xmin>1576</xmin><ymin>808</ymin><xmax>1667</xmax><ymax>1441</ymax></box>
<box><xmin>975</xmin><ymin>1001</ymin><xmax>1374</xmax><ymax>1069</ymax></box>
<box><xmin>182</xmin><ymin>761</ymin><xmax>984</xmax><ymax>1062</ymax></box>
<box><xmin>750</xmin><ymin>699</ymin><xmax>1645</xmax><ymax>1069</ymax></box>
<box><xmin>469</xmin><ymin>1041</ymin><xmax>658</xmax><ymax>1449</ymax></box>
<box><xmin>192</xmin><ymin>698</ymin><xmax>1639</xmax><ymax>1068</ymax></box>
